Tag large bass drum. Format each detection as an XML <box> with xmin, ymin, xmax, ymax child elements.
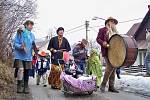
<box><xmin>108</xmin><ymin>34</ymin><xmax>138</xmax><ymax>68</ymax></box>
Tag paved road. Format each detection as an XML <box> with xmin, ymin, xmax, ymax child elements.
<box><xmin>29</xmin><ymin>78</ymin><xmax>150</xmax><ymax>100</ymax></box>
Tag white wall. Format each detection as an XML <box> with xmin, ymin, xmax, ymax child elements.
<box><xmin>133</xmin><ymin>50</ymin><xmax>146</xmax><ymax>66</ymax></box>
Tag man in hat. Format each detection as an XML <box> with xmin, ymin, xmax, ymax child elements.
<box><xmin>96</xmin><ymin>17</ymin><xmax>119</xmax><ymax>93</ymax></box>
<box><xmin>13</xmin><ymin>20</ymin><xmax>38</xmax><ymax>93</ymax></box>
<box><xmin>47</xmin><ymin>27</ymin><xmax>71</xmax><ymax>89</ymax></box>
<box><xmin>72</xmin><ymin>39</ymin><xmax>88</xmax><ymax>74</ymax></box>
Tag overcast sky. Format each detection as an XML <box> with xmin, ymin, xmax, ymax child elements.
<box><xmin>34</xmin><ymin>0</ymin><xmax>150</xmax><ymax>45</ymax></box>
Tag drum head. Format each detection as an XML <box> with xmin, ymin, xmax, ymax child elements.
<box><xmin>108</xmin><ymin>34</ymin><xmax>126</xmax><ymax>68</ymax></box>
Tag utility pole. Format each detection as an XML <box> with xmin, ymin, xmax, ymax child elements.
<box><xmin>85</xmin><ymin>21</ymin><xmax>89</xmax><ymax>41</ymax></box>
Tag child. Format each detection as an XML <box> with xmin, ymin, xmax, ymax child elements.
<box><xmin>65</xmin><ymin>56</ymin><xmax>83</xmax><ymax>78</ymax></box>
<box><xmin>36</xmin><ymin>51</ymin><xmax>50</xmax><ymax>87</ymax></box>
<box><xmin>29</xmin><ymin>54</ymin><xmax>38</xmax><ymax>78</ymax></box>
<box><xmin>87</xmin><ymin>49</ymin><xmax>102</xmax><ymax>88</ymax></box>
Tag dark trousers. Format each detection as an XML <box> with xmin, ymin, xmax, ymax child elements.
<box><xmin>24</xmin><ymin>69</ymin><xmax>29</xmax><ymax>82</ymax></box>
<box><xmin>116</xmin><ymin>68</ymin><xmax>121</xmax><ymax>79</ymax></box>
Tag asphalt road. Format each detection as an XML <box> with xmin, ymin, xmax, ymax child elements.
<box><xmin>29</xmin><ymin>78</ymin><xmax>150</xmax><ymax>100</ymax></box>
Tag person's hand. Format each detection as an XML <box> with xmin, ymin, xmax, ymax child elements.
<box><xmin>20</xmin><ymin>45</ymin><xmax>24</xmax><ymax>50</ymax></box>
<box><xmin>103</xmin><ymin>41</ymin><xmax>110</xmax><ymax>48</ymax></box>
<box><xmin>53</xmin><ymin>50</ymin><xmax>57</xmax><ymax>53</ymax></box>
<box><xmin>20</xmin><ymin>44</ymin><xmax>26</xmax><ymax>51</ymax></box>
<box><xmin>80</xmin><ymin>50</ymin><xmax>84</xmax><ymax>53</ymax></box>
<box><xmin>106</xmin><ymin>44</ymin><xmax>110</xmax><ymax>48</ymax></box>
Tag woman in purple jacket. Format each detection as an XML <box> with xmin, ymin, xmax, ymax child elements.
<box><xmin>96</xmin><ymin>17</ymin><xmax>119</xmax><ymax>93</ymax></box>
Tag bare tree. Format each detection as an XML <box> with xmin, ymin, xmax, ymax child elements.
<box><xmin>0</xmin><ymin>0</ymin><xmax>37</xmax><ymax>62</ymax></box>
<box><xmin>88</xmin><ymin>40</ymin><xmax>100</xmax><ymax>50</ymax></box>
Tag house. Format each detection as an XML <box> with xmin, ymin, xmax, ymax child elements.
<box><xmin>125</xmin><ymin>9</ymin><xmax>150</xmax><ymax>73</ymax></box>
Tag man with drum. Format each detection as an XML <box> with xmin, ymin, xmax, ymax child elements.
<box><xmin>96</xmin><ymin>17</ymin><xmax>119</xmax><ymax>93</ymax></box>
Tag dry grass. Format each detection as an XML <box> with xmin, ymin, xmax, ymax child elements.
<box><xmin>0</xmin><ymin>61</ymin><xmax>14</xmax><ymax>98</ymax></box>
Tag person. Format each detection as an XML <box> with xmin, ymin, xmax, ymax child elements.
<box><xmin>116</xmin><ymin>68</ymin><xmax>121</xmax><ymax>79</ymax></box>
<box><xmin>87</xmin><ymin>49</ymin><xmax>102</xmax><ymax>88</ymax></box>
<box><xmin>36</xmin><ymin>51</ymin><xmax>50</xmax><ymax>87</ymax></box>
<box><xmin>47</xmin><ymin>27</ymin><xmax>71</xmax><ymax>89</ymax></box>
<box><xmin>65</xmin><ymin>56</ymin><xmax>83</xmax><ymax>78</ymax></box>
<box><xmin>144</xmin><ymin>29</ymin><xmax>150</xmax><ymax>77</ymax></box>
<box><xmin>13</xmin><ymin>20</ymin><xmax>38</xmax><ymax>94</ymax></box>
<box><xmin>29</xmin><ymin>54</ymin><xmax>38</xmax><ymax>78</ymax></box>
<box><xmin>72</xmin><ymin>39</ymin><xmax>88</xmax><ymax>74</ymax></box>
<box><xmin>96</xmin><ymin>17</ymin><xmax>119</xmax><ymax>93</ymax></box>
<box><xmin>13</xmin><ymin>26</ymin><xmax>24</xmax><ymax>93</ymax></box>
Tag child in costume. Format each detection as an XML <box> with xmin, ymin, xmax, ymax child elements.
<box><xmin>36</xmin><ymin>51</ymin><xmax>50</xmax><ymax>87</ymax></box>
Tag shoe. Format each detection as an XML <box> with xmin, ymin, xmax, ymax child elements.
<box><xmin>43</xmin><ymin>85</ymin><xmax>47</xmax><ymax>87</ymax></box>
<box><xmin>97</xmin><ymin>86</ymin><xmax>100</xmax><ymax>88</ymax></box>
<box><xmin>118</xmin><ymin>77</ymin><xmax>121</xmax><ymax>79</ymax></box>
<box><xmin>108</xmin><ymin>87</ymin><xmax>119</xmax><ymax>93</ymax></box>
<box><xmin>51</xmin><ymin>86</ymin><xmax>57</xmax><ymax>89</ymax></box>
<box><xmin>17</xmin><ymin>80</ymin><xmax>23</xmax><ymax>93</ymax></box>
<box><xmin>143</xmin><ymin>73</ymin><xmax>150</xmax><ymax>77</ymax></box>
<box><xmin>23</xmin><ymin>81</ymin><xmax>30</xmax><ymax>94</ymax></box>
<box><xmin>100</xmin><ymin>86</ymin><xmax>105</xmax><ymax>93</ymax></box>
<box><xmin>36</xmin><ymin>83</ymin><xmax>40</xmax><ymax>85</ymax></box>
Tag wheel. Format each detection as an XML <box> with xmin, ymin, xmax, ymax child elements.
<box><xmin>88</xmin><ymin>91</ymin><xmax>93</xmax><ymax>95</ymax></box>
<box><xmin>64</xmin><ymin>91</ymin><xmax>68</xmax><ymax>96</ymax></box>
<box><xmin>63</xmin><ymin>85</ymin><xmax>68</xmax><ymax>96</ymax></box>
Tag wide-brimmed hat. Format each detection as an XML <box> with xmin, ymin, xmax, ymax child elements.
<box><xmin>81</xmin><ymin>39</ymin><xmax>89</xmax><ymax>47</ymax></box>
<box><xmin>39</xmin><ymin>51</ymin><xmax>46</xmax><ymax>57</ymax></box>
<box><xmin>105</xmin><ymin>17</ymin><xmax>118</xmax><ymax>25</ymax></box>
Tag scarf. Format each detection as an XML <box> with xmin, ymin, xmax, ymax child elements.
<box><xmin>22</xmin><ymin>28</ymin><xmax>32</xmax><ymax>53</ymax></box>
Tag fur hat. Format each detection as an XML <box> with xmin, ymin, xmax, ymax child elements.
<box><xmin>105</xmin><ymin>17</ymin><xmax>118</xmax><ymax>25</ymax></box>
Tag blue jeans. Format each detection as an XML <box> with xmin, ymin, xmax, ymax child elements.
<box><xmin>145</xmin><ymin>52</ymin><xmax>150</xmax><ymax>74</ymax></box>
<box><xmin>76</xmin><ymin>62</ymin><xmax>86</xmax><ymax>74</ymax></box>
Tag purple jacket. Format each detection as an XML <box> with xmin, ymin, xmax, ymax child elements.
<box><xmin>96</xmin><ymin>27</ymin><xmax>109</xmax><ymax>57</ymax></box>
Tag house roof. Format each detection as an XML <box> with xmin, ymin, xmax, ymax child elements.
<box><xmin>126</xmin><ymin>23</ymin><xmax>141</xmax><ymax>36</ymax></box>
<box><xmin>126</xmin><ymin>9</ymin><xmax>150</xmax><ymax>50</ymax></box>
<box><xmin>136</xmin><ymin>40</ymin><xmax>148</xmax><ymax>50</ymax></box>
<box><xmin>134</xmin><ymin>10</ymin><xmax>150</xmax><ymax>40</ymax></box>
<box><xmin>126</xmin><ymin>10</ymin><xmax>150</xmax><ymax>40</ymax></box>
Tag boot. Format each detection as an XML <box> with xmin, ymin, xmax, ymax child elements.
<box><xmin>100</xmin><ymin>85</ymin><xmax>105</xmax><ymax>93</ymax></box>
<box><xmin>143</xmin><ymin>73</ymin><xmax>150</xmax><ymax>77</ymax></box>
<box><xmin>108</xmin><ymin>86</ymin><xmax>119</xmax><ymax>93</ymax></box>
<box><xmin>23</xmin><ymin>69</ymin><xmax>30</xmax><ymax>94</ymax></box>
<box><xmin>23</xmin><ymin>81</ymin><xmax>30</xmax><ymax>94</ymax></box>
<box><xmin>17</xmin><ymin>80</ymin><xmax>23</xmax><ymax>93</ymax></box>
